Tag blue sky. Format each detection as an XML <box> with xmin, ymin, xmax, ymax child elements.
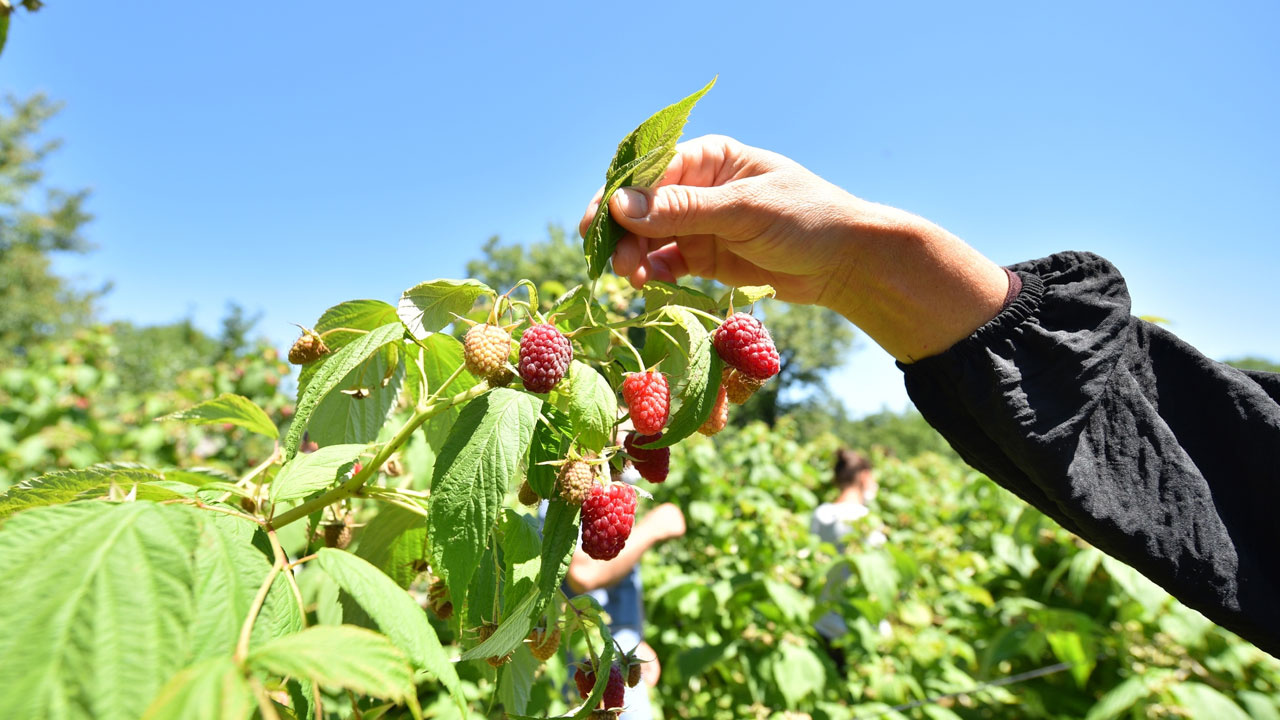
<box><xmin>3</xmin><ymin>1</ymin><xmax>1277</xmax><ymax>416</ymax></box>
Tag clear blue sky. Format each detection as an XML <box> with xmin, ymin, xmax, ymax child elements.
<box><xmin>3</xmin><ymin>1</ymin><xmax>1278</xmax><ymax>416</ymax></box>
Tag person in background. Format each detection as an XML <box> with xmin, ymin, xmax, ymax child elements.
<box><xmin>561</xmin><ymin>465</ymin><xmax>686</xmax><ymax>719</ymax></box>
<box><xmin>810</xmin><ymin>449</ymin><xmax>888</xmax><ymax>664</ymax></box>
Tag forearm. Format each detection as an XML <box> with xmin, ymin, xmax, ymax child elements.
<box><xmin>821</xmin><ymin>200</ymin><xmax>1009</xmax><ymax>363</ymax></box>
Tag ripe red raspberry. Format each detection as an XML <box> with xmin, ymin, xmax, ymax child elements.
<box><xmin>698</xmin><ymin>383</ymin><xmax>729</xmax><ymax>436</ymax></box>
<box><xmin>518</xmin><ymin>323</ymin><xmax>572</xmax><ymax>393</ymax></box>
<box><xmin>463</xmin><ymin>323</ymin><xmax>513</xmax><ymax>385</ymax></box>
<box><xmin>624</xmin><ymin>432</ymin><xmax>669</xmax><ymax>484</ymax></box>
<box><xmin>557</xmin><ymin>460</ymin><xmax>596</xmax><ymax>506</ymax></box>
<box><xmin>288</xmin><ymin>330</ymin><xmax>329</xmax><ymax>364</ymax></box>
<box><xmin>581</xmin><ymin>482</ymin><xmax>637</xmax><ymax>560</ymax></box>
<box><xmin>603</xmin><ymin>664</ymin><xmax>625</xmax><ymax>709</ymax></box>
<box><xmin>621</xmin><ymin>371</ymin><xmax>669</xmax><ymax>435</ymax></box>
<box><xmin>574</xmin><ymin>663</ymin><xmax>596</xmax><ymax>700</ymax></box>
<box><xmin>723</xmin><ymin>367</ymin><xmax>764</xmax><ymax>405</ymax></box>
<box><xmin>712</xmin><ymin>312</ymin><xmax>779</xmax><ymax>380</ymax></box>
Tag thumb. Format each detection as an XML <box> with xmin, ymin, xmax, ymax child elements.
<box><xmin>610</xmin><ymin>183</ymin><xmax>750</xmax><ymax>239</ymax></box>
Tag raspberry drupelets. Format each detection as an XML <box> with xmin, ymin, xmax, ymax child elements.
<box><xmin>621</xmin><ymin>370</ymin><xmax>669</xmax><ymax>435</ymax></box>
<box><xmin>624</xmin><ymin>431</ymin><xmax>669</xmax><ymax>483</ymax></box>
<box><xmin>713</xmin><ymin>312</ymin><xmax>780</xmax><ymax>380</ymax></box>
<box><xmin>463</xmin><ymin>323</ymin><xmax>513</xmax><ymax>385</ymax></box>
<box><xmin>603</xmin><ymin>664</ymin><xmax>626</xmax><ymax>709</ymax></box>
<box><xmin>580</xmin><ymin>482</ymin><xmax>637</xmax><ymax>560</ymax></box>
<box><xmin>518</xmin><ymin>323</ymin><xmax>572</xmax><ymax>393</ymax></box>
<box><xmin>698</xmin><ymin>382</ymin><xmax>729</xmax><ymax>436</ymax></box>
<box><xmin>723</xmin><ymin>367</ymin><xmax>765</xmax><ymax>405</ymax></box>
<box><xmin>557</xmin><ymin>459</ymin><xmax>596</xmax><ymax>506</ymax></box>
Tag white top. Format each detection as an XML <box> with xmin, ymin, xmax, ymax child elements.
<box><xmin>810</xmin><ymin>501</ymin><xmax>887</xmax><ymax>640</ymax></box>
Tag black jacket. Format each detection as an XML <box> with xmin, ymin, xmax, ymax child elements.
<box><xmin>900</xmin><ymin>251</ymin><xmax>1280</xmax><ymax>658</ymax></box>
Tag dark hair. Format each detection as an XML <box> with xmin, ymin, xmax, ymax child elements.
<box><xmin>833</xmin><ymin>449</ymin><xmax>871</xmax><ymax>488</ymax></box>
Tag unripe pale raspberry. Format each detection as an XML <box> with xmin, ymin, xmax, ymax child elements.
<box><xmin>713</xmin><ymin>312</ymin><xmax>780</xmax><ymax>380</ymax></box>
<box><xmin>624</xmin><ymin>432</ymin><xmax>669</xmax><ymax>484</ymax></box>
<box><xmin>603</xmin><ymin>664</ymin><xmax>626</xmax><ymax>710</ymax></box>
<box><xmin>527</xmin><ymin>625</ymin><xmax>561</xmax><ymax>662</ymax></box>
<box><xmin>698</xmin><ymin>383</ymin><xmax>729</xmax><ymax>436</ymax></box>
<box><xmin>621</xmin><ymin>371</ymin><xmax>670</xmax><ymax>435</ymax></box>
<box><xmin>288</xmin><ymin>331</ymin><xmax>330</xmax><ymax>364</ymax></box>
<box><xmin>626</xmin><ymin>661</ymin><xmax>642</xmax><ymax>688</ymax></box>
<box><xmin>518</xmin><ymin>323</ymin><xmax>572</xmax><ymax>393</ymax></box>
<box><xmin>723</xmin><ymin>367</ymin><xmax>765</xmax><ymax>405</ymax></box>
<box><xmin>581</xmin><ymin>482</ymin><xmax>637</xmax><ymax>561</ymax></box>
<box><xmin>517</xmin><ymin>479</ymin><xmax>541</xmax><ymax>506</ymax></box>
<box><xmin>463</xmin><ymin>323</ymin><xmax>513</xmax><ymax>385</ymax></box>
<box><xmin>323</xmin><ymin>514</ymin><xmax>354</xmax><ymax>549</ymax></box>
<box><xmin>427</xmin><ymin>578</ymin><xmax>453</xmax><ymax>620</ymax></box>
<box><xmin>475</xmin><ymin>621</ymin><xmax>511</xmax><ymax>667</ymax></box>
<box><xmin>558</xmin><ymin>460</ymin><xmax>596</xmax><ymax>506</ymax></box>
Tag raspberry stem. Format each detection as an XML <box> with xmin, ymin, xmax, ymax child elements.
<box><xmin>609</xmin><ymin>328</ymin><xmax>646</xmax><ymax>373</ymax></box>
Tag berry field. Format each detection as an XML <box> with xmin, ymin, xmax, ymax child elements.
<box><xmin>1</xmin><ymin>79</ymin><xmax>1278</xmax><ymax>720</ymax></box>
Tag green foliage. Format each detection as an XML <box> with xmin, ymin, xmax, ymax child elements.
<box><xmin>1225</xmin><ymin>355</ymin><xmax>1280</xmax><ymax>373</ymax></box>
<box><xmin>2</xmin><ymin>80</ymin><xmax>1276</xmax><ymax>720</ymax></box>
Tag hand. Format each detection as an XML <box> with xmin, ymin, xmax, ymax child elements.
<box><xmin>636</xmin><ymin>640</ymin><xmax>661</xmax><ymax>688</ymax></box>
<box><xmin>641</xmin><ymin>502</ymin><xmax>686</xmax><ymax>542</ymax></box>
<box><xmin>579</xmin><ymin>134</ymin><xmax>863</xmax><ymax>309</ymax></box>
<box><xmin>578</xmin><ymin>134</ymin><xmax>1010</xmax><ymax>363</ymax></box>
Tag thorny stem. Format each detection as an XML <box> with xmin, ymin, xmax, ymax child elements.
<box><xmin>317</xmin><ymin>326</ymin><xmax>369</xmax><ymax>339</ymax></box>
<box><xmin>286</xmin><ymin>553</ymin><xmax>318</xmax><ymax>571</ymax></box>
<box><xmin>235</xmin><ymin>529</ymin><xmax>287</xmax><ymax>662</ymax></box>
<box><xmin>272</xmin><ymin>532</ymin><xmax>308</xmax><ymax>631</ymax></box>
<box><xmin>269</xmin><ymin>380</ymin><xmax>491</xmax><ymax>530</ymax></box>
<box><xmin>684</xmin><ymin>306</ymin><xmax>727</xmax><ymax>326</ymax></box>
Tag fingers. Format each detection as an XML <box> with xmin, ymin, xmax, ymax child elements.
<box><xmin>610</xmin><ymin>182</ymin><xmax>754</xmax><ymax>240</ymax></box>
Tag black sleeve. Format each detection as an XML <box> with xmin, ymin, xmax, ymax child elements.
<box><xmin>899</xmin><ymin>251</ymin><xmax>1280</xmax><ymax>658</ymax></box>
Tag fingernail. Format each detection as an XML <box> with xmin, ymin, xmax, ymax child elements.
<box><xmin>615</xmin><ymin>188</ymin><xmax>648</xmax><ymax>218</ymax></box>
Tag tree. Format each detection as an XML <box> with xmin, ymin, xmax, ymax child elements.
<box><xmin>0</xmin><ymin>94</ymin><xmax>97</xmax><ymax>355</ymax></box>
<box><xmin>1226</xmin><ymin>356</ymin><xmax>1280</xmax><ymax>373</ymax></box>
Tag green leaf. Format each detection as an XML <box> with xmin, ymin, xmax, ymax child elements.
<box><xmin>772</xmin><ymin>643</ymin><xmax>826</xmax><ymax>708</ymax></box>
<box><xmin>191</xmin><ymin>515</ymin><xmax>300</xmax><ymax>660</ymax></box>
<box><xmin>0</xmin><ymin>502</ymin><xmax>201</xmax><ymax>720</ymax></box>
<box><xmin>1084</xmin><ymin>674</ymin><xmax>1157</xmax><ymax>720</ymax></box>
<box><xmin>458</xmin><ymin>511</ymin><xmax>543</xmax><ymax>662</ymax></box>
<box><xmin>718</xmin><ymin>284</ymin><xmax>776</xmax><ymax>309</ymax></box>
<box><xmin>526</xmin><ymin>410</ymin><xmax>571</xmax><ymax>499</ymax></box>
<box><xmin>643</xmin><ymin>281</ymin><xmax>719</xmax><ymax>315</ymax></box>
<box><xmin>1239</xmin><ymin>691</ymin><xmax>1280</xmax><ymax>720</ymax></box>
<box><xmin>307</xmin><ymin>346</ymin><xmax>404</xmax><ymax>447</ymax></box>
<box><xmin>582</xmin><ymin>77</ymin><xmax>716</xmax><ymax>279</ymax></box>
<box><xmin>285</xmin><ymin>322</ymin><xmax>405</xmax><ymax>460</ymax></box>
<box><xmin>140</xmin><ymin>656</ymin><xmax>253</xmax><ymax>720</ymax></box>
<box><xmin>352</xmin><ymin>505</ymin><xmax>428</xmax><ymax>589</ymax></box>
<box><xmin>497</xmin><ymin>645</ymin><xmax>538</xmax><ymax>716</ymax></box>
<box><xmin>0</xmin><ymin>463</ymin><xmax>186</xmax><ymax>519</ymax></box>
<box><xmin>159</xmin><ymin>393</ymin><xmax>279</xmax><ymax>439</ymax></box>
<box><xmin>247</xmin><ymin>625</ymin><xmax>414</xmax><ymax>702</ymax></box>
<box><xmin>315</xmin><ymin>549</ymin><xmax>464</xmax><ymax>715</ymax></box>
<box><xmin>316</xmin><ymin>299</ymin><xmax>400</xmax><ymax>339</ymax></box>
<box><xmin>565</xmin><ymin>361</ymin><xmax>616</xmax><ymax>453</ymax></box>
<box><xmin>427</xmin><ymin>388</ymin><xmax>541</xmax><ymax>610</ymax></box>
<box><xmin>551</xmin><ymin>285</ymin><xmax>610</xmax><ymax>359</ymax></box>
<box><xmin>1169</xmin><ymin>682</ymin><xmax>1252</xmax><ymax>720</ymax></box>
<box><xmin>1046</xmin><ymin>630</ymin><xmax>1095</xmax><ymax>688</ymax></box>
<box><xmin>640</xmin><ymin>308</ymin><xmax>723</xmax><ymax>449</ymax></box>
<box><xmin>397</xmin><ymin>279</ymin><xmax>493</xmax><ymax>339</ymax></box>
<box><xmin>0</xmin><ymin>14</ymin><xmax>9</xmax><ymax>57</ymax></box>
<box><xmin>415</xmin><ymin>332</ymin><xmax>480</xmax><ymax>455</ymax></box>
<box><xmin>270</xmin><ymin>443</ymin><xmax>366</xmax><ymax>504</ymax></box>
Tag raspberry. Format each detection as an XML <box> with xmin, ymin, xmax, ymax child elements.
<box><xmin>322</xmin><ymin>514</ymin><xmax>354</xmax><ymax>549</ymax></box>
<box><xmin>581</xmin><ymin>482</ymin><xmax>637</xmax><ymax>561</ymax></box>
<box><xmin>626</xmin><ymin>661</ymin><xmax>642</xmax><ymax>688</ymax></box>
<box><xmin>288</xmin><ymin>330</ymin><xmax>329</xmax><ymax>365</ymax></box>
<box><xmin>697</xmin><ymin>383</ymin><xmax>729</xmax><ymax>436</ymax></box>
<box><xmin>558</xmin><ymin>460</ymin><xmax>597</xmax><ymax>506</ymax></box>
<box><xmin>427</xmin><ymin>578</ymin><xmax>453</xmax><ymax>620</ymax></box>
<box><xmin>518</xmin><ymin>323</ymin><xmax>572</xmax><ymax>393</ymax></box>
<box><xmin>713</xmin><ymin>312</ymin><xmax>780</xmax><ymax>380</ymax></box>
<box><xmin>517</xmin><ymin>479</ymin><xmax>541</xmax><ymax>506</ymax></box>
<box><xmin>603</xmin><ymin>664</ymin><xmax>626</xmax><ymax>709</ymax></box>
<box><xmin>624</xmin><ymin>432</ymin><xmax>669</xmax><ymax>484</ymax></box>
<box><xmin>574</xmin><ymin>663</ymin><xmax>596</xmax><ymax>700</ymax></box>
<box><xmin>463</xmin><ymin>323</ymin><xmax>514</xmax><ymax>385</ymax></box>
<box><xmin>475</xmin><ymin>621</ymin><xmax>510</xmax><ymax>667</ymax></box>
<box><xmin>527</xmin><ymin>625</ymin><xmax>561</xmax><ymax>662</ymax></box>
<box><xmin>621</xmin><ymin>371</ymin><xmax>670</xmax><ymax>435</ymax></box>
<box><xmin>590</xmin><ymin>712</ymin><xmax>619</xmax><ymax>720</ymax></box>
<box><xmin>723</xmin><ymin>367</ymin><xmax>764</xmax><ymax>405</ymax></box>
